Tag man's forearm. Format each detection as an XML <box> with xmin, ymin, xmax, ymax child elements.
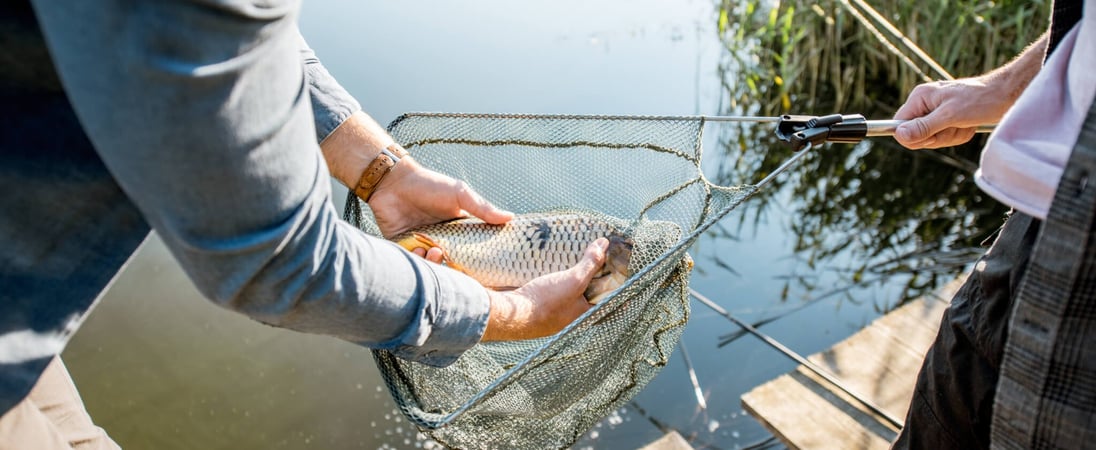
<box><xmin>297</xmin><ymin>33</ymin><xmax>400</xmax><ymax>191</ymax></box>
<box><xmin>320</xmin><ymin>110</ymin><xmax>397</xmax><ymax>189</ymax></box>
<box><xmin>980</xmin><ymin>31</ymin><xmax>1049</xmax><ymax>108</ymax></box>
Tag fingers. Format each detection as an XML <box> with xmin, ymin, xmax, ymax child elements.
<box><xmin>897</xmin><ymin>120</ymin><xmax>981</xmax><ymax>149</ymax></box>
<box><xmin>425</xmin><ymin>247</ymin><xmax>445</xmax><ymax>264</ymax></box>
<box><xmin>893</xmin><ymin>81</ymin><xmax>984</xmax><ymax>150</ymax></box>
<box><xmin>894</xmin><ymin>82</ymin><xmax>951</xmax><ymax>149</ymax></box>
<box><xmin>894</xmin><ymin>87</ymin><xmax>935</xmax><ymax>149</ymax></box>
<box><xmin>570</xmin><ymin>238</ymin><xmax>609</xmax><ymax>286</ymax></box>
<box><xmin>895</xmin><ymin>114</ymin><xmax>947</xmax><ymax>149</ymax></box>
<box><xmin>893</xmin><ymin>83</ymin><xmax>936</xmax><ymax>121</ymax></box>
<box><xmin>410</xmin><ymin>246</ymin><xmax>448</xmax><ymax>264</ymax></box>
<box><xmin>456</xmin><ymin>182</ymin><xmax>514</xmax><ymax>225</ymax></box>
<box><xmin>480</xmin><ymin>239</ymin><xmax>610</xmax><ymax>341</ymax></box>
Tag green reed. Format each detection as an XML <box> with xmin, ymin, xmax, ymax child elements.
<box><xmin>718</xmin><ymin>0</ymin><xmax>1051</xmax><ymax>114</ymax></box>
<box><xmin>708</xmin><ymin>0</ymin><xmax>1050</xmax><ymax>305</ymax></box>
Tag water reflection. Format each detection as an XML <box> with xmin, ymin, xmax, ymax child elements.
<box><xmin>707</xmin><ymin>0</ymin><xmax>1016</xmax><ymax>309</ymax></box>
<box><xmin>56</xmin><ymin>0</ymin><xmax>1049</xmax><ymax>448</ymax></box>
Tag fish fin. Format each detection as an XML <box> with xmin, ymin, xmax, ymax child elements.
<box><xmin>440</xmin><ymin>257</ymin><xmax>470</xmax><ymax>274</ymax></box>
<box><xmin>394</xmin><ymin>232</ymin><xmax>437</xmax><ymax>253</ymax></box>
<box><xmin>487</xmin><ymin>286</ymin><xmax>520</xmax><ymax>292</ymax></box>
<box><xmin>395</xmin><ymin>232</ymin><xmax>471</xmax><ymax>275</ymax></box>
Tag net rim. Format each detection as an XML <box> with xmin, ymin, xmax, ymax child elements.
<box><xmin>349</xmin><ymin>112</ymin><xmax>779</xmax><ymax>432</ymax></box>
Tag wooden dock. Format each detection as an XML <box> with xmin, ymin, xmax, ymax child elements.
<box><xmin>639</xmin><ymin>431</ymin><xmax>695</xmax><ymax>450</ymax></box>
<box><xmin>741</xmin><ymin>277</ymin><xmax>965</xmax><ymax>450</ymax></box>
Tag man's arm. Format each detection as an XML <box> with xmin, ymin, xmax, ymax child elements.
<box><xmin>894</xmin><ymin>32</ymin><xmax>1049</xmax><ymax>149</ymax></box>
<box><xmin>33</xmin><ymin>0</ymin><xmax>604</xmax><ymax>362</ymax></box>
<box><xmin>296</xmin><ymin>35</ymin><xmax>611</xmax><ymax>340</ymax></box>
<box><xmin>297</xmin><ymin>34</ymin><xmax>514</xmax><ymax>238</ymax></box>
<box><xmin>30</xmin><ymin>0</ymin><xmax>492</xmax><ymax>365</ymax></box>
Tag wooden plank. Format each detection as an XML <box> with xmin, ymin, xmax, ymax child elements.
<box><xmin>638</xmin><ymin>431</ymin><xmax>695</xmax><ymax>450</ymax></box>
<box><xmin>742</xmin><ymin>369</ymin><xmax>897</xmax><ymax>450</ymax></box>
<box><xmin>805</xmin><ymin>298</ymin><xmax>949</xmax><ymax>418</ymax></box>
<box><xmin>806</xmin><ymin>325</ymin><xmax>930</xmax><ymax>419</ymax></box>
<box><xmin>741</xmin><ymin>276</ymin><xmax>963</xmax><ymax>449</ymax></box>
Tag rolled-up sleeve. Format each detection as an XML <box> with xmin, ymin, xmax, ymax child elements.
<box><xmin>297</xmin><ymin>32</ymin><xmax>360</xmax><ymax>143</ymax></box>
<box><xmin>30</xmin><ymin>0</ymin><xmax>487</xmax><ymax>367</ymax></box>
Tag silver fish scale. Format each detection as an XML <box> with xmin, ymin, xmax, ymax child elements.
<box><xmin>417</xmin><ymin>212</ymin><xmax>623</xmax><ymax>289</ymax></box>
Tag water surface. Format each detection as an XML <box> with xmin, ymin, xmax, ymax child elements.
<box><xmin>62</xmin><ymin>1</ymin><xmax>1004</xmax><ymax>448</ymax></box>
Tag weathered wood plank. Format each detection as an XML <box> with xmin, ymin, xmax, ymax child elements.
<box><xmin>741</xmin><ymin>276</ymin><xmax>963</xmax><ymax>449</ymax></box>
<box><xmin>742</xmin><ymin>368</ymin><xmax>897</xmax><ymax>450</ymax></box>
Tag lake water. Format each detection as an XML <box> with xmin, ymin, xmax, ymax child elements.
<box><xmin>61</xmin><ymin>1</ymin><xmax>1005</xmax><ymax>449</ymax></box>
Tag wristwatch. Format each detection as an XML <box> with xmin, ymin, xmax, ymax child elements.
<box><xmin>353</xmin><ymin>143</ymin><xmax>409</xmax><ymax>201</ymax></box>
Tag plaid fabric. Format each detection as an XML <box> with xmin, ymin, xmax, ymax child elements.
<box><xmin>991</xmin><ymin>95</ymin><xmax>1096</xmax><ymax>448</ymax></box>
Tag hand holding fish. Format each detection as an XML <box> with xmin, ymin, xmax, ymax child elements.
<box><xmin>479</xmin><ymin>238</ymin><xmax>608</xmax><ymax>341</ymax></box>
<box><xmin>367</xmin><ymin>157</ymin><xmax>515</xmax><ymax>239</ymax></box>
<box><xmin>319</xmin><ymin>110</ymin><xmax>512</xmax><ymax>241</ymax></box>
<box><xmin>393</xmin><ymin>212</ymin><xmax>644</xmax><ymax>340</ymax></box>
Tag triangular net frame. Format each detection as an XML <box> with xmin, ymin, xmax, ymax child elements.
<box><xmin>344</xmin><ymin>113</ymin><xmax>758</xmax><ymax>449</ymax></box>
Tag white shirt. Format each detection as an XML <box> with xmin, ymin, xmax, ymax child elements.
<box><xmin>975</xmin><ymin>10</ymin><xmax>1096</xmax><ymax>220</ymax></box>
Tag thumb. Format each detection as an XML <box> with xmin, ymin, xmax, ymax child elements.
<box><xmin>571</xmin><ymin>238</ymin><xmax>609</xmax><ymax>284</ymax></box>
<box><xmin>457</xmin><ymin>184</ymin><xmax>514</xmax><ymax>225</ymax></box>
<box><xmin>895</xmin><ymin>114</ymin><xmax>946</xmax><ymax>147</ymax></box>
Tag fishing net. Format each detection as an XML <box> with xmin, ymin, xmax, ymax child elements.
<box><xmin>344</xmin><ymin>113</ymin><xmax>758</xmax><ymax>449</ymax></box>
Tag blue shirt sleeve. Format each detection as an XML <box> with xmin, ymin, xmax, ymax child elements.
<box><xmin>297</xmin><ymin>32</ymin><xmax>362</xmax><ymax>144</ymax></box>
<box><xmin>30</xmin><ymin>0</ymin><xmax>489</xmax><ymax>367</ymax></box>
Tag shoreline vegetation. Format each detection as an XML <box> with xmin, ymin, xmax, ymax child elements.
<box><xmin>707</xmin><ymin>0</ymin><xmax>1050</xmax><ymax>306</ymax></box>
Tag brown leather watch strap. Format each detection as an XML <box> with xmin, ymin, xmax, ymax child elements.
<box><xmin>353</xmin><ymin>143</ymin><xmax>409</xmax><ymax>201</ymax></box>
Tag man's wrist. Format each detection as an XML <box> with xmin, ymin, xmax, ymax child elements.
<box><xmin>353</xmin><ymin>143</ymin><xmax>409</xmax><ymax>201</ymax></box>
<box><xmin>318</xmin><ymin>110</ymin><xmax>405</xmax><ymax>189</ymax></box>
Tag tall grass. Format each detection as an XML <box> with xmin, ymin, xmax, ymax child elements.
<box><xmin>718</xmin><ymin>0</ymin><xmax>1051</xmax><ymax>114</ymax></box>
<box><xmin>708</xmin><ymin>0</ymin><xmax>1050</xmax><ymax>305</ymax></box>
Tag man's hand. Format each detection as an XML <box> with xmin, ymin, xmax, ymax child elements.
<box><xmin>367</xmin><ymin>158</ymin><xmax>513</xmax><ymax>239</ymax></box>
<box><xmin>893</xmin><ymin>32</ymin><xmax>1048</xmax><ymax>150</ymax></box>
<box><xmin>893</xmin><ymin>78</ymin><xmax>1011</xmax><ymax>149</ymax></box>
<box><xmin>320</xmin><ymin>110</ymin><xmax>513</xmax><ymax>241</ymax></box>
<box><xmin>480</xmin><ymin>238</ymin><xmax>609</xmax><ymax>342</ymax></box>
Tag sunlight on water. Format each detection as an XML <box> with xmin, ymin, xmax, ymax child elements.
<box><xmin>59</xmin><ymin>0</ymin><xmax>1011</xmax><ymax>448</ymax></box>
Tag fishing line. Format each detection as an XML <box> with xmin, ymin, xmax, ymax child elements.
<box><xmin>678</xmin><ymin>341</ymin><xmax>708</xmax><ymax>411</ymax></box>
<box><xmin>689</xmin><ymin>287</ymin><xmax>905</xmax><ymax>429</ymax></box>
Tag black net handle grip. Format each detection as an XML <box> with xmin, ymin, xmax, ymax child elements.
<box><xmin>776</xmin><ymin>114</ymin><xmax>995</xmax><ymax>147</ymax></box>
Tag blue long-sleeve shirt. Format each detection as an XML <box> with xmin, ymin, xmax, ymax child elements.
<box><xmin>0</xmin><ymin>0</ymin><xmax>488</xmax><ymax>415</ymax></box>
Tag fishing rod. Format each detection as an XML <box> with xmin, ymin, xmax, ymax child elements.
<box><xmin>702</xmin><ymin>113</ymin><xmax>995</xmax><ymax>141</ymax></box>
<box><xmin>704</xmin><ymin>113</ymin><xmax>995</xmax><ymax>189</ymax></box>
<box><xmin>689</xmin><ymin>287</ymin><xmax>905</xmax><ymax>429</ymax></box>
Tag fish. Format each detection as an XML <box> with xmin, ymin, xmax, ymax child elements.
<box><xmin>392</xmin><ymin>211</ymin><xmax>635</xmax><ymax>304</ymax></box>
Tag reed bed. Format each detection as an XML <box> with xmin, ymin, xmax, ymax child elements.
<box><xmin>707</xmin><ymin>0</ymin><xmax>1051</xmax><ymax>304</ymax></box>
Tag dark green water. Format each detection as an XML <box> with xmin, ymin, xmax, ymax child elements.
<box><xmin>61</xmin><ymin>0</ymin><xmax>1006</xmax><ymax>448</ymax></box>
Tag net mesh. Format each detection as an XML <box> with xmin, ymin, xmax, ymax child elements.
<box><xmin>343</xmin><ymin>113</ymin><xmax>758</xmax><ymax>449</ymax></box>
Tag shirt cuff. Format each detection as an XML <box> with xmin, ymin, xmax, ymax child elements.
<box><xmin>382</xmin><ymin>257</ymin><xmax>491</xmax><ymax>367</ymax></box>
<box><xmin>298</xmin><ymin>32</ymin><xmax>362</xmax><ymax>143</ymax></box>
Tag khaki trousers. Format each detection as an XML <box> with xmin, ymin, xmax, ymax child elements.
<box><xmin>0</xmin><ymin>357</ymin><xmax>119</xmax><ymax>450</ymax></box>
